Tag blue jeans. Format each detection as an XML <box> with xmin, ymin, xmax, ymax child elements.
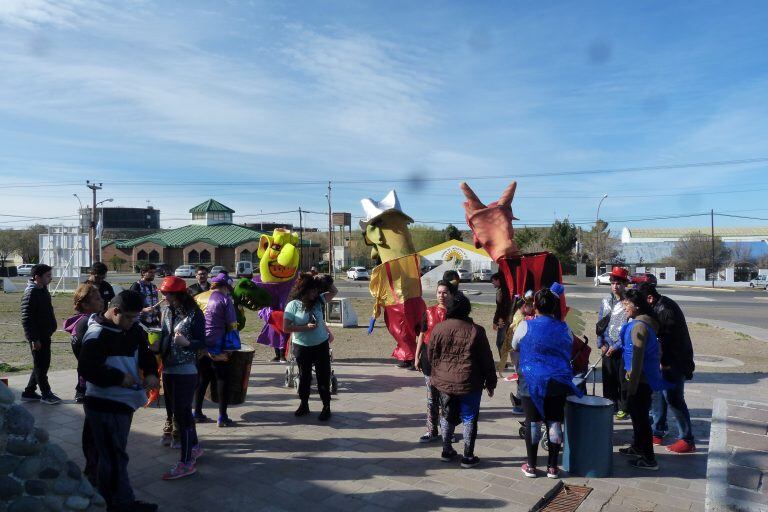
<box><xmin>651</xmin><ymin>368</ymin><xmax>694</xmax><ymax>442</ymax></box>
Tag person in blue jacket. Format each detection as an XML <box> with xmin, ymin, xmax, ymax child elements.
<box><xmin>618</xmin><ymin>288</ymin><xmax>670</xmax><ymax>471</ymax></box>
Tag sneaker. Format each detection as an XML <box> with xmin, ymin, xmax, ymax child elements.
<box><xmin>511</xmin><ymin>406</ymin><xmax>525</xmax><ymax>415</ymax></box>
<box><xmin>40</xmin><ymin>393</ymin><xmax>62</xmax><ymax>405</ymax></box>
<box><xmin>162</xmin><ymin>461</ymin><xmax>197</xmax><ymax>480</ymax></box>
<box><xmin>628</xmin><ymin>457</ymin><xmax>659</xmax><ymax>471</ymax></box>
<box><xmin>279</xmin><ymin>357</ymin><xmax>287</xmax><ymax>363</ymax></box>
<box><xmin>419</xmin><ymin>432</ymin><xmax>440</xmax><ymax>443</ymax></box>
<box><xmin>440</xmin><ymin>448</ymin><xmax>457</xmax><ymax>462</ymax></box>
<box><xmin>546</xmin><ymin>466</ymin><xmax>560</xmax><ymax>479</ymax></box>
<box><xmin>161</xmin><ymin>434</ymin><xmax>172</xmax><ymax>447</ymax></box>
<box><xmin>615</xmin><ymin>410</ymin><xmax>629</xmax><ymax>421</ymax></box>
<box><xmin>618</xmin><ymin>445</ymin><xmax>643</xmax><ymax>457</ymax></box>
<box><xmin>193</xmin><ymin>413</ymin><xmax>211</xmax><ymax>424</ymax></box>
<box><xmin>21</xmin><ymin>390</ymin><xmax>41</xmax><ymax>402</ymax></box>
<box><xmin>652</xmin><ymin>436</ymin><xmax>664</xmax><ymax>446</ymax></box>
<box><xmin>191</xmin><ymin>445</ymin><xmax>203</xmax><ymax>464</ymax></box>
<box><xmin>318</xmin><ymin>406</ymin><xmax>331</xmax><ymax>421</ymax></box>
<box><xmin>295</xmin><ymin>403</ymin><xmax>310</xmax><ymax>417</ymax></box>
<box><xmin>666</xmin><ymin>439</ymin><xmax>696</xmax><ymax>454</ymax></box>
<box><xmin>395</xmin><ymin>360</ymin><xmax>413</xmax><ymax>369</ymax></box>
<box><xmin>521</xmin><ymin>463</ymin><xmax>537</xmax><ymax>478</ymax></box>
<box><xmin>217</xmin><ymin>417</ymin><xmax>234</xmax><ymax>428</ymax></box>
<box><xmin>170</xmin><ymin>439</ymin><xmax>181</xmax><ymax>449</ymax></box>
<box><xmin>74</xmin><ymin>390</ymin><xmax>85</xmax><ymax>403</ymax></box>
<box><xmin>461</xmin><ymin>456</ymin><xmax>480</xmax><ymax>468</ymax></box>
<box><xmin>162</xmin><ymin>419</ymin><xmax>173</xmax><ymax>435</ymax></box>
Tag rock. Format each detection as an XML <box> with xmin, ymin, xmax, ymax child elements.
<box><xmin>7</xmin><ymin>497</ymin><xmax>44</xmax><ymax>512</ymax></box>
<box><xmin>6</xmin><ymin>436</ymin><xmax>42</xmax><ymax>456</ymax></box>
<box><xmin>89</xmin><ymin>494</ymin><xmax>105</xmax><ymax>507</ymax></box>
<box><xmin>63</xmin><ymin>497</ymin><xmax>89</xmax><ymax>511</ymax></box>
<box><xmin>14</xmin><ymin>456</ymin><xmax>42</xmax><ymax>479</ymax></box>
<box><xmin>65</xmin><ymin>462</ymin><xmax>81</xmax><ymax>481</ymax></box>
<box><xmin>0</xmin><ymin>382</ymin><xmax>14</xmax><ymax>405</ymax></box>
<box><xmin>0</xmin><ymin>474</ymin><xmax>23</xmax><ymax>499</ymax></box>
<box><xmin>0</xmin><ymin>455</ymin><xmax>22</xmax><ymax>475</ymax></box>
<box><xmin>52</xmin><ymin>477</ymin><xmax>78</xmax><ymax>495</ymax></box>
<box><xmin>40</xmin><ymin>445</ymin><xmax>68</xmax><ymax>466</ymax></box>
<box><xmin>76</xmin><ymin>479</ymin><xmax>94</xmax><ymax>498</ymax></box>
<box><xmin>5</xmin><ymin>406</ymin><xmax>34</xmax><ymax>436</ymax></box>
<box><xmin>25</xmin><ymin>479</ymin><xmax>47</xmax><ymax>496</ymax></box>
<box><xmin>41</xmin><ymin>496</ymin><xmax>64</xmax><ymax>512</ymax></box>
<box><xmin>38</xmin><ymin>467</ymin><xmax>59</xmax><ymax>479</ymax></box>
<box><xmin>33</xmin><ymin>428</ymin><xmax>49</xmax><ymax>444</ymax></box>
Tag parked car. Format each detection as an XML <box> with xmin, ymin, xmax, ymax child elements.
<box><xmin>174</xmin><ymin>265</ymin><xmax>196</xmax><ymax>278</ymax></box>
<box><xmin>594</xmin><ymin>272</ymin><xmax>611</xmax><ymax>286</ymax></box>
<box><xmin>456</xmin><ymin>268</ymin><xmax>472</xmax><ymax>282</ymax></box>
<box><xmin>749</xmin><ymin>275</ymin><xmax>768</xmax><ymax>288</ymax></box>
<box><xmin>154</xmin><ymin>263</ymin><xmax>172</xmax><ymax>277</ymax></box>
<box><xmin>210</xmin><ymin>266</ymin><xmax>226</xmax><ymax>276</ymax></box>
<box><xmin>420</xmin><ymin>264</ymin><xmax>438</xmax><ymax>276</ymax></box>
<box><xmin>236</xmin><ymin>261</ymin><xmax>254</xmax><ymax>278</ymax></box>
<box><xmin>472</xmin><ymin>269</ymin><xmax>493</xmax><ymax>282</ymax></box>
<box><xmin>630</xmin><ymin>272</ymin><xmax>657</xmax><ymax>286</ymax></box>
<box><xmin>347</xmin><ymin>266</ymin><xmax>370</xmax><ymax>280</ymax></box>
<box><xmin>17</xmin><ymin>264</ymin><xmax>35</xmax><ymax>277</ymax></box>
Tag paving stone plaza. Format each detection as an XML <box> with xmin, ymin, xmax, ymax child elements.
<box><xmin>5</xmin><ymin>360</ymin><xmax>768</xmax><ymax>512</ymax></box>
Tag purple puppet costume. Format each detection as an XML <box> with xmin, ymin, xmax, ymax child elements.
<box><xmin>253</xmin><ymin>275</ymin><xmax>297</xmax><ymax>359</ymax></box>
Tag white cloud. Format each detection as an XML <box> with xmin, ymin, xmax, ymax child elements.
<box><xmin>0</xmin><ymin>0</ymin><xmax>108</xmax><ymax>30</ymax></box>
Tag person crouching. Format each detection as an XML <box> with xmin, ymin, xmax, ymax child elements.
<box><xmin>428</xmin><ymin>293</ymin><xmax>497</xmax><ymax>468</ymax></box>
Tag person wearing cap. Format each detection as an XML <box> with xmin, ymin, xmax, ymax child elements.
<box><xmin>636</xmin><ymin>282</ymin><xmax>696</xmax><ymax>455</ymax></box>
<box><xmin>199</xmin><ymin>271</ymin><xmax>239</xmax><ymax>427</ymax></box>
<box><xmin>152</xmin><ymin>276</ymin><xmax>206</xmax><ymax>480</ymax></box>
<box><xmin>21</xmin><ymin>263</ymin><xmax>61</xmax><ymax>404</ymax></box>
<box><xmin>512</xmin><ymin>283</ymin><xmax>582</xmax><ymax>479</ymax></box>
<box><xmin>597</xmin><ymin>266</ymin><xmax>631</xmax><ymax>420</ymax></box>
<box><xmin>429</xmin><ymin>292</ymin><xmax>497</xmax><ymax>469</ymax></box>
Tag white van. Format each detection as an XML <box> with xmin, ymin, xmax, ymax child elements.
<box><xmin>236</xmin><ymin>261</ymin><xmax>254</xmax><ymax>278</ymax></box>
<box><xmin>749</xmin><ymin>274</ymin><xmax>768</xmax><ymax>289</ymax></box>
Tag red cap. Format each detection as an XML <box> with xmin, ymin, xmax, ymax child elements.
<box><xmin>609</xmin><ymin>266</ymin><xmax>629</xmax><ymax>282</ymax></box>
<box><xmin>159</xmin><ymin>276</ymin><xmax>187</xmax><ymax>293</ymax></box>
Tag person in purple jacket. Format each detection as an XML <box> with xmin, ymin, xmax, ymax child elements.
<box><xmin>199</xmin><ymin>272</ymin><xmax>239</xmax><ymax>427</ymax></box>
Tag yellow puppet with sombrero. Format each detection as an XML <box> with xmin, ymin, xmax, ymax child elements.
<box><xmin>361</xmin><ymin>190</ymin><xmax>426</xmax><ymax>367</ymax></box>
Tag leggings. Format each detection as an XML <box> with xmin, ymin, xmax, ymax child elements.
<box><xmin>294</xmin><ymin>341</ymin><xmax>331</xmax><ymax>407</ymax></box>
<box><xmin>521</xmin><ymin>395</ymin><xmax>565</xmax><ymax>469</ymax></box>
<box><xmin>424</xmin><ymin>376</ymin><xmax>440</xmax><ymax>436</ymax></box>
<box><xmin>194</xmin><ymin>357</ymin><xmax>214</xmax><ymax>416</ymax></box>
<box><xmin>211</xmin><ymin>360</ymin><xmax>231</xmax><ymax>419</ymax></box>
<box><xmin>439</xmin><ymin>391</ymin><xmax>482</xmax><ymax>458</ymax></box>
<box><xmin>163</xmin><ymin>373</ymin><xmax>199</xmax><ymax>464</ymax></box>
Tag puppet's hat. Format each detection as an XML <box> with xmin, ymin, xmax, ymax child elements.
<box><xmin>359</xmin><ymin>190</ymin><xmax>413</xmax><ymax>229</ymax></box>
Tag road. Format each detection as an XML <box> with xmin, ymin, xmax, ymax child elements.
<box><xmin>335</xmin><ymin>278</ymin><xmax>768</xmax><ymax>330</ymax></box>
<box><xmin>12</xmin><ymin>273</ymin><xmax>766</xmax><ymax>330</ymax></box>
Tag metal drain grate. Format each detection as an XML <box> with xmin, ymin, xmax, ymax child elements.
<box><xmin>531</xmin><ymin>482</ymin><xmax>592</xmax><ymax>512</ymax></box>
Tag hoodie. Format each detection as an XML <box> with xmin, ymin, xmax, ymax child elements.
<box><xmin>63</xmin><ymin>313</ymin><xmax>90</xmax><ymax>359</ymax></box>
<box><xmin>78</xmin><ymin>314</ymin><xmax>158</xmax><ymax>414</ymax></box>
<box><xmin>21</xmin><ymin>280</ymin><xmax>57</xmax><ymax>342</ymax></box>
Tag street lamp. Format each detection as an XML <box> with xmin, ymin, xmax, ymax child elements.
<box><xmin>595</xmin><ymin>193</ymin><xmax>608</xmax><ymax>278</ymax></box>
<box><xmin>94</xmin><ymin>199</ymin><xmax>113</xmax><ymax>264</ymax></box>
<box><xmin>73</xmin><ymin>194</ymin><xmax>84</xmax><ymax>232</ymax></box>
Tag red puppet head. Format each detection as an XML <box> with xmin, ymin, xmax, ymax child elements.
<box><xmin>460</xmin><ymin>181</ymin><xmax>520</xmax><ymax>262</ymax></box>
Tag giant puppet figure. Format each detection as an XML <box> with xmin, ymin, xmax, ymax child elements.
<box><xmin>460</xmin><ymin>181</ymin><xmax>566</xmax><ymax>317</ymax></box>
<box><xmin>361</xmin><ymin>190</ymin><xmax>426</xmax><ymax>365</ymax></box>
<box><xmin>253</xmin><ymin>228</ymin><xmax>300</xmax><ymax>359</ymax></box>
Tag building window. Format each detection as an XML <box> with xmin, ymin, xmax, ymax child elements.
<box><xmin>240</xmin><ymin>249</ymin><xmax>252</xmax><ymax>263</ymax></box>
<box><xmin>200</xmin><ymin>249</ymin><xmax>211</xmax><ymax>263</ymax></box>
<box><xmin>137</xmin><ymin>250</ymin><xmax>148</xmax><ymax>261</ymax></box>
<box><xmin>148</xmin><ymin>250</ymin><xmax>160</xmax><ymax>263</ymax></box>
<box><xmin>188</xmin><ymin>250</ymin><xmax>199</xmax><ymax>264</ymax></box>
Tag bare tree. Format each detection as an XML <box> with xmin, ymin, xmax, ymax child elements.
<box><xmin>16</xmin><ymin>224</ymin><xmax>47</xmax><ymax>263</ymax></box>
<box><xmin>728</xmin><ymin>242</ymin><xmax>754</xmax><ymax>265</ymax></box>
<box><xmin>0</xmin><ymin>230</ymin><xmax>17</xmax><ymax>270</ymax></box>
<box><xmin>669</xmin><ymin>232</ymin><xmax>730</xmax><ymax>275</ymax></box>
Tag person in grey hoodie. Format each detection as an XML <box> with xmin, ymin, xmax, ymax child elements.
<box><xmin>78</xmin><ymin>290</ymin><xmax>159</xmax><ymax>512</ymax></box>
<box><xmin>21</xmin><ymin>264</ymin><xmax>60</xmax><ymax>404</ymax></box>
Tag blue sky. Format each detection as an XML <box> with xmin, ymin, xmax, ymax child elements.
<box><xmin>1</xmin><ymin>0</ymin><xmax>767</xmax><ymax>232</ymax></box>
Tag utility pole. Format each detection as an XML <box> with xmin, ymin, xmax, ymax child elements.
<box><xmin>298</xmin><ymin>207</ymin><xmax>304</xmax><ymax>270</ymax></box>
<box><xmin>327</xmin><ymin>181</ymin><xmax>334</xmax><ymax>276</ymax></box>
<box><xmin>86</xmin><ymin>180</ymin><xmax>102</xmax><ymax>264</ymax></box>
<box><xmin>711</xmin><ymin>209</ymin><xmax>715</xmax><ymax>288</ymax></box>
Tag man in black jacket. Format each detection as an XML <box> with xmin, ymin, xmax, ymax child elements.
<box><xmin>88</xmin><ymin>262</ymin><xmax>115</xmax><ymax>312</ymax></box>
<box><xmin>21</xmin><ymin>264</ymin><xmax>60</xmax><ymax>404</ymax></box>
<box><xmin>637</xmin><ymin>283</ymin><xmax>696</xmax><ymax>454</ymax></box>
<box><xmin>78</xmin><ymin>290</ymin><xmax>159</xmax><ymax>512</ymax></box>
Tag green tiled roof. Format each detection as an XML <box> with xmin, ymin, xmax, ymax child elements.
<box><xmin>114</xmin><ymin>224</ymin><xmax>320</xmax><ymax>249</ymax></box>
<box><xmin>628</xmin><ymin>227</ymin><xmax>768</xmax><ymax>238</ymax></box>
<box><xmin>189</xmin><ymin>199</ymin><xmax>234</xmax><ymax>214</ymax></box>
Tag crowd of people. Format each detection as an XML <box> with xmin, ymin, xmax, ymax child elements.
<box><xmin>17</xmin><ymin>261</ymin><xmax>697</xmax><ymax>510</ymax></box>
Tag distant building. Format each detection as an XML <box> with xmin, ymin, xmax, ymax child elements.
<box><xmin>618</xmin><ymin>226</ymin><xmax>768</xmax><ymax>265</ymax></box>
<box><xmin>80</xmin><ymin>206</ymin><xmax>160</xmax><ymax>239</ymax></box>
<box><xmin>101</xmin><ymin>199</ymin><xmax>320</xmax><ymax>272</ymax></box>
<box><xmin>418</xmin><ymin>240</ymin><xmax>496</xmax><ymax>272</ymax></box>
